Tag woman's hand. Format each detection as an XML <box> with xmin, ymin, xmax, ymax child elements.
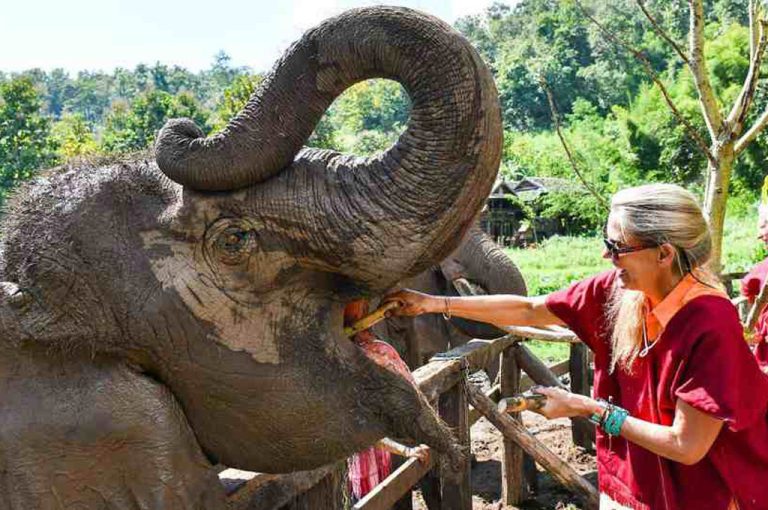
<box><xmin>382</xmin><ymin>289</ymin><xmax>441</xmax><ymax>317</ymax></box>
<box><xmin>530</xmin><ymin>386</ymin><xmax>598</xmax><ymax>420</ymax></box>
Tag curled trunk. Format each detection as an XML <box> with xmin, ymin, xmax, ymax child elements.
<box><xmin>156</xmin><ymin>6</ymin><xmax>502</xmax><ymax>290</ymax></box>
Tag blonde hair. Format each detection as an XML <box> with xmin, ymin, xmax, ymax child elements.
<box><xmin>606</xmin><ymin>184</ymin><xmax>719</xmax><ymax>373</ymax></box>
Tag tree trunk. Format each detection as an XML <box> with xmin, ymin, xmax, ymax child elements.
<box><xmin>703</xmin><ymin>141</ymin><xmax>735</xmax><ymax>275</ymax></box>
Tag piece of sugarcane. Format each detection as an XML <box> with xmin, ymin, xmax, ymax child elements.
<box><xmin>344</xmin><ymin>301</ymin><xmax>401</xmax><ymax>337</ymax></box>
<box><xmin>497</xmin><ymin>391</ymin><xmax>548</xmax><ymax>414</ymax></box>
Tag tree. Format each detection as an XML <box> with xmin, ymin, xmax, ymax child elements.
<box><xmin>67</xmin><ymin>70</ymin><xmax>114</xmax><ymax>124</ymax></box>
<box><xmin>578</xmin><ymin>0</ymin><xmax>768</xmax><ymax>272</ymax></box>
<box><xmin>322</xmin><ymin>79</ymin><xmax>409</xmax><ymax>154</ymax></box>
<box><xmin>43</xmin><ymin>68</ymin><xmax>75</xmax><ymax>118</ymax></box>
<box><xmin>101</xmin><ymin>90</ymin><xmax>209</xmax><ymax>154</ymax></box>
<box><xmin>0</xmin><ymin>77</ymin><xmax>57</xmax><ymax>199</ymax></box>
<box><xmin>51</xmin><ymin>112</ymin><xmax>98</xmax><ymax>160</ymax></box>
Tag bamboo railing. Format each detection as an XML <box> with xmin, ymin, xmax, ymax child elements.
<box><xmin>224</xmin><ymin>326</ymin><xmax>599</xmax><ymax>510</ymax></box>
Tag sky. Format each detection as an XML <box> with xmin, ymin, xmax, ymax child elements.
<box><xmin>1</xmin><ymin>0</ymin><xmax>504</xmax><ymax>75</ymax></box>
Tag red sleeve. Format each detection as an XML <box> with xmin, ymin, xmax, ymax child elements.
<box><xmin>741</xmin><ymin>258</ymin><xmax>768</xmax><ymax>300</ymax></box>
<box><xmin>673</xmin><ymin>299</ymin><xmax>768</xmax><ymax>431</ymax></box>
<box><xmin>545</xmin><ymin>270</ymin><xmax>617</xmax><ymax>353</ymax></box>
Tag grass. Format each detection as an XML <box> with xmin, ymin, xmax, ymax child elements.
<box><xmin>506</xmin><ymin>236</ymin><xmax>610</xmax><ymax>297</ymax></box>
<box><xmin>505</xmin><ymin>211</ymin><xmax>767</xmax><ymax>362</ymax></box>
<box><xmin>721</xmin><ymin>214</ymin><xmax>768</xmax><ymax>274</ymax></box>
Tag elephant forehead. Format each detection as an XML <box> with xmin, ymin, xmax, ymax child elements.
<box><xmin>140</xmin><ymin>229</ymin><xmax>281</xmax><ymax>365</ymax></box>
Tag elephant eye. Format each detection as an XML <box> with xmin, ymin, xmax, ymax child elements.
<box><xmin>216</xmin><ymin>227</ymin><xmax>252</xmax><ymax>262</ymax></box>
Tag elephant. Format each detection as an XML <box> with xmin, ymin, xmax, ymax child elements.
<box><xmin>0</xmin><ymin>6</ymin><xmax>502</xmax><ymax>509</ymax></box>
<box><xmin>375</xmin><ymin>224</ymin><xmax>527</xmax><ymax>375</ymax></box>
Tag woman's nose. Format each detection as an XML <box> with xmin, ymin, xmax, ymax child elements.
<box><xmin>602</xmin><ymin>248</ymin><xmax>615</xmax><ymax>261</ymax></box>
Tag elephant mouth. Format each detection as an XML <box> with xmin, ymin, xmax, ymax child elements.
<box><xmin>342</xmin><ymin>299</ymin><xmax>385</xmax><ymax>347</ymax></box>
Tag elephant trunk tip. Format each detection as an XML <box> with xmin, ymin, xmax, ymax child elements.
<box><xmin>155</xmin><ymin>118</ymin><xmax>206</xmax><ymax>184</ymax></box>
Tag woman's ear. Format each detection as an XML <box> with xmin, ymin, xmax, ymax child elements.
<box><xmin>658</xmin><ymin>243</ymin><xmax>677</xmax><ymax>267</ymax></box>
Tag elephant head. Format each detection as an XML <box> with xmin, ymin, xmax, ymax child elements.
<box><xmin>0</xmin><ymin>5</ymin><xmax>501</xmax><ymax>487</ymax></box>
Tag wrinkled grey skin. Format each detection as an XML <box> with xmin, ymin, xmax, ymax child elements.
<box><xmin>376</xmin><ymin>225</ymin><xmax>527</xmax><ymax>372</ymax></box>
<box><xmin>0</xmin><ymin>7</ymin><xmax>502</xmax><ymax>509</ymax></box>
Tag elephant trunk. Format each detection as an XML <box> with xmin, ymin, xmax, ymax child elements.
<box><xmin>156</xmin><ymin>7</ymin><xmax>502</xmax><ymax>289</ymax></box>
<box><xmin>454</xmin><ymin>226</ymin><xmax>527</xmax><ymax>297</ymax></box>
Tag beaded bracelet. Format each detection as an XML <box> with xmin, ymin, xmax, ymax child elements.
<box><xmin>588</xmin><ymin>403</ymin><xmax>608</xmax><ymax>428</ymax></box>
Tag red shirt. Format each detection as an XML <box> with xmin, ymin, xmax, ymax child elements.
<box><xmin>547</xmin><ymin>270</ymin><xmax>768</xmax><ymax>510</ymax></box>
<box><xmin>741</xmin><ymin>258</ymin><xmax>768</xmax><ymax>369</ymax></box>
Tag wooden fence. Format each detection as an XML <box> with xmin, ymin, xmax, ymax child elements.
<box><xmin>224</xmin><ymin>326</ymin><xmax>599</xmax><ymax>510</ymax></box>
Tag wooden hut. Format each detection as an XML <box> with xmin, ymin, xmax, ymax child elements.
<box><xmin>480</xmin><ymin>177</ymin><xmax>578</xmax><ymax>247</ymax></box>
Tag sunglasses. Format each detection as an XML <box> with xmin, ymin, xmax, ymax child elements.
<box><xmin>603</xmin><ymin>238</ymin><xmax>658</xmax><ymax>258</ymax></box>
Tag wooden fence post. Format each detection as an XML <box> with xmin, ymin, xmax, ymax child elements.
<box><xmin>569</xmin><ymin>342</ymin><xmax>594</xmax><ymax>452</ymax></box>
<box><xmin>500</xmin><ymin>343</ymin><xmax>535</xmax><ymax>504</ymax></box>
<box><xmin>465</xmin><ymin>383</ymin><xmax>599</xmax><ymax>510</ymax></box>
<box><xmin>438</xmin><ymin>379</ymin><xmax>472</xmax><ymax>510</ymax></box>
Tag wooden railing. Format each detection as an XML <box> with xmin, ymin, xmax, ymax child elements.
<box><xmin>224</xmin><ymin>328</ymin><xmax>599</xmax><ymax>510</ymax></box>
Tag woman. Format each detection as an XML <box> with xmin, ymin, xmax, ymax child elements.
<box><xmin>385</xmin><ymin>184</ymin><xmax>768</xmax><ymax>510</ymax></box>
<box><xmin>740</xmin><ymin>189</ymin><xmax>768</xmax><ymax>372</ymax></box>
<box><xmin>343</xmin><ymin>299</ymin><xmax>429</xmax><ymax>503</ymax></box>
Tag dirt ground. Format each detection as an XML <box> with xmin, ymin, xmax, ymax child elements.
<box><xmin>413</xmin><ymin>412</ymin><xmax>597</xmax><ymax>510</ymax></box>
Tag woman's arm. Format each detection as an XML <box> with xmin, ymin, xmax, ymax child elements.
<box><xmin>383</xmin><ymin>290</ymin><xmax>565</xmax><ymax>328</ymax></box>
<box><xmin>619</xmin><ymin>400</ymin><xmax>723</xmax><ymax>465</ymax></box>
<box><xmin>533</xmin><ymin>387</ymin><xmax>723</xmax><ymax>465</ymax></box>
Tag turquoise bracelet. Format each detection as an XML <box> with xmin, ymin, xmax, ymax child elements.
<box><xmin>603</xmin><ymin>405</ymin><xmax>629</xmax><ymax>436</ymax></box>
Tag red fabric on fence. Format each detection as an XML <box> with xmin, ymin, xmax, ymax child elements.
<box><xmin>344</xmin><ymin>300</ymin><xmax>416</xmax><ymax>501</ymax></box>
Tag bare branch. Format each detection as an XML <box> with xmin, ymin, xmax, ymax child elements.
<box><xmin>735</xmin><ymin>107</ymin><xmax>768</xmax><ymax>155</ymax></box>
<box><xmin>688</xmin><ymin>0</ymin><xmax>725</xmax><ymax>139</ymax></box>
<box><xmin>538</xmin><ymin>76</ymin><xmax>609</xmax><ymax>211</ymax></box>
<box><xmin>574</xmin><ymin>0</ymin><xmax>716</xmax><ymax>166</ymax></box>
<box><xmin>634</xmin><ymin>0</ymin><xmax>689</xmax><ymax>65</ymax></box>
<box><xmin>727</xmin><ymin>19</ymin><xmax>768</xmax><ymax>137</ymax></box>
<box><xmin>750</xmin><ymin>0</ymin><xmax>760</xmax><ymax>60</ymax></box>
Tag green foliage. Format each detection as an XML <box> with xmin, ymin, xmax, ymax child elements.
<box><xmin>721</xmin><ymin>213</ymin><xmax>768</xmax><ymax>274</ymax></box>
<box><xmin>0</xmin><ymin>77</ymin><xmax>57</xmax><ymax>199</ymax></box>
<box><xmin>526</xmin><ymin>340</ymin><xmax>570</xmax><ymax>364</ymax></box>
<box><xmin>101</xmin><ymin>90</ymin><xmax>209</xmax><ymax>154</ymax></box>
<box><xmin>51</xmin><ymin>112</ymin><xmax>98</xmax><ymax>160</ymax></box>
<box><xmin>308</xmin><ymin>79</ymin><xmax>409</xmax><ymax>154</ymax></box>
<box><xmin>506</xmin><ymin>235</ymin><xmax>611</xmax><ymax>296</ymax></box>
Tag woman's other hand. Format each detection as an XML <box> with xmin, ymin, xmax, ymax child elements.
<box><xmin>382</xmin><ymin>289</ymin><xmax>440</xmax><ymax>317</ymax></box>
<box><xmin>531</xmin><ymin>386</ymin><xmax>598</xmax><ymax>420</ymax></box>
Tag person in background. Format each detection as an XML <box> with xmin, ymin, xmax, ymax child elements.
<box><xmin>385</xmin><ymin>184</ymin><xmax>768</xmax><ymax>510</ymax></box>
<box><xmin>741</xmin><ymin>178</ymin><xmax>768</xmax><ymax>372</ymax></box>
<box><xmin>343</xmin><ymin>299</ymin><xmax>429</xmax><ymax>503</ymax></box>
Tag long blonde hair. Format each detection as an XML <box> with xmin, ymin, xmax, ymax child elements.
<box><xmin>606</xmin><ymin>184</ymin><xmax>719</xmax><ymax>373</ymax></box>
